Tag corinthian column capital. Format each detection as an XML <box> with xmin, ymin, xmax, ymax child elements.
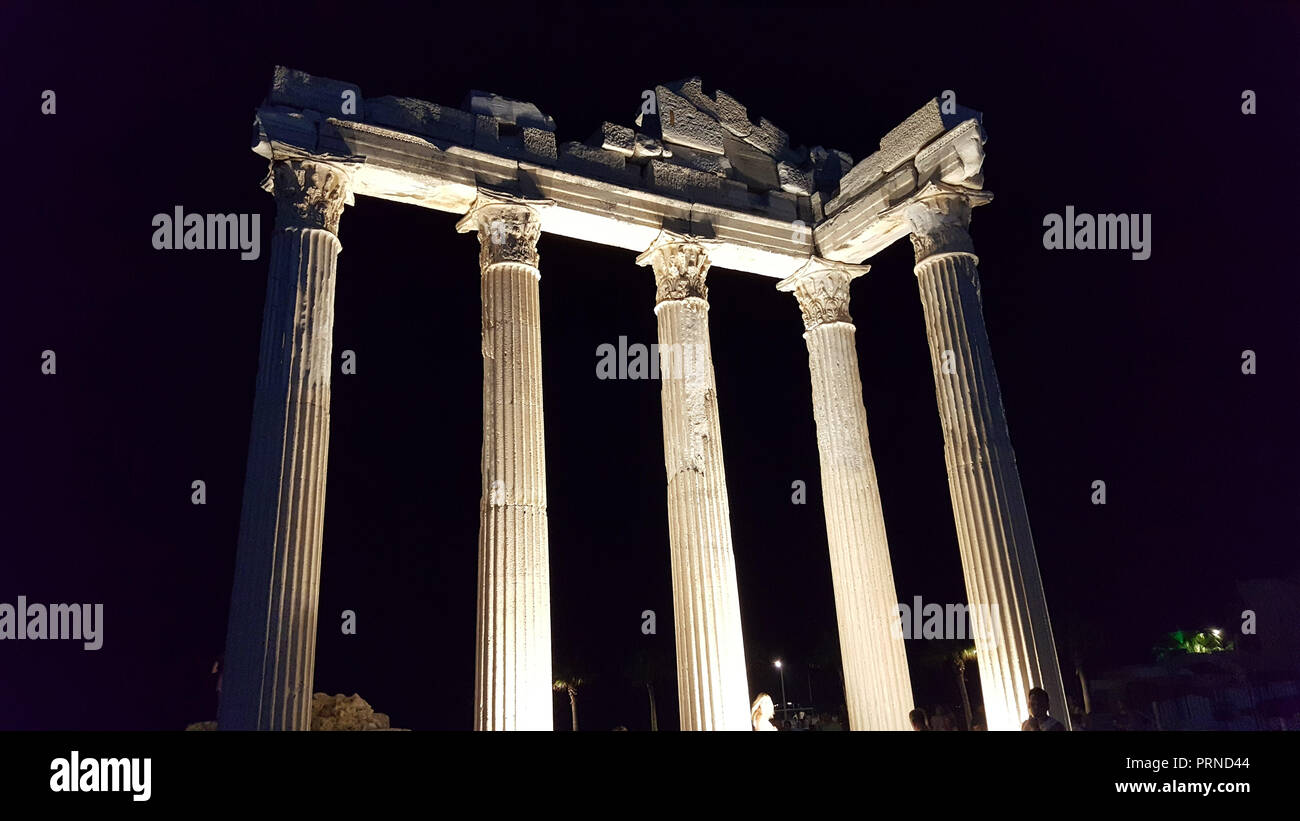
<box><xmin>456</xmin><ymin>191</ymin><xmax>553</xmax><ymax>274</ymax></box>
<box><xmin>776</xmin><ymin>257</ymin><xmax>872</xmax><ymax>331</ymax></box>
<box><xmin>635</xmin><ymin>229</ymin><xmax>720</xmax><ymax>306</ymax></box>
<box><xmin>268</xmin><ymin>159</ymin><xmax>356</xmax><ymax>234</ymax></box>
<box><xmin>904</xmin><ymin>194</ymin><xmax>974</xmax><ymax>262</ymax></box>
<box><xmin>903</xmin><ymin>184</ymin><xmax>994</xmax><ymax>265</ymax></box>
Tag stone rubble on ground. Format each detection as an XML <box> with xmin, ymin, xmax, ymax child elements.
<box><xmin>186</xmin><ymin>693</ymin><xmax>404</xmax><ymax>730</ymax></box>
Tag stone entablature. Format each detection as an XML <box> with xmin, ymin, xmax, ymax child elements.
<box><xmin>252</xmin><ymin>67</ymin><xmax>987</xmax><ymax>278</ymax></box>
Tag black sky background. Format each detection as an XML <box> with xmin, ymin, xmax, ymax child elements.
<box><xmin>2</xmin><ymin>1</ymin><xmax>1297</xmax><ymax>730</ymax></box>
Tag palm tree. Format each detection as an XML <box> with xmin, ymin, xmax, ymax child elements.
<box><xmin>553</xmin><ymin>674</ymin><xmax>584</xmax><ymax>731</ymax></box>
<box><xmin>1154</xmin><ymin>628</ymin><xmax>1234</xmax><ymax>660</ymax></box>
<box><xmin>1060</xmin><ymin>612</ymin><xmax>1103</xmax><ymax>717</ymax></box>
<box><xmin>916</xmin><ymin>639</ymin><xmax>976</xmax><ymax>730</ymax></box>
<box><xmin>954</xmin><ymin>645</ymin><xmax>977</xmax><ymax>731</ymax></box>
<box><xmin>644</xmin><ymin>679</ymin><xmax>658</xmax><ymax>732</ymax></box>
<box><xmin>627</xmin><ymin>646</ymin><xmax>671</xmax><ymax>731</ymax></box>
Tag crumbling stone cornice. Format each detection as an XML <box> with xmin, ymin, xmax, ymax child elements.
<box><xmin>251</xmin><ymin>67</ymin><xmax>990</xmax><ymax>276</ymax></box>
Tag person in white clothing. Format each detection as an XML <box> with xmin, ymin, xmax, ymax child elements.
<box><xmin>751</xmin><ymin>693</ymin><xmax>777</xmax><ymax>731</ymax></box>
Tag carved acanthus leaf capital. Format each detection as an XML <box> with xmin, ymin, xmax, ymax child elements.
<box><xmin>636</xmin><ymin>229</ymin><xmax>719</xmax><ymax>305</ymax></box>
<box><xmin>776</xmin><ymin>257</ymin><xmax>871</xmax><ymax>330</ymax></box>
<box><xmin>904</xmin><ymin>192</ymin><xmax>977</xmax><ymax>262</ymax></box>
<box><xmin>269</xmin><ymin>159</ymin><xmax>355</xmax><ymax>234</ymax></box>
<box><xmin>456</xmin><ymin>192</ymin><xmax>552</xmax><ymax>272</ymax></box>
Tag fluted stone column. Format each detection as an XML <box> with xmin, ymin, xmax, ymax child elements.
<box><xmin>905</xmin><ymin>189</ymin><xmax>1070</xmax><ymax>731</ymax></box>
<box><xmin>635</xmin><ymin>231</ymin><xmax>750</xmax><ymax>731</ymax></box>
<box><xmin>776</xmin><ymin>259</ymin><xmax>913</xmax><ymax>731</ymax></box>
<box><xmin>220</xmin><ymin>158</ymin><xmax>353</xmax><ymax>730</ymax></box>
<box><xmin>456</xmin><ymin>193</ymin><xmax>554</xmax><ymax>731</ymax></box>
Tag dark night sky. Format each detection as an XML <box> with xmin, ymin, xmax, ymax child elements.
<box><xmin>2</xmin><ymin>1</ymin><xmax>1297</xmax><ymax>730</ymax></box>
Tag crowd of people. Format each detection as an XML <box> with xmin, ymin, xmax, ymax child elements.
<box><xmin>748</xmin><ymin>694</ymin><xmax>848</xmax><ymax>731</ymax></box>
<box><xmin>751</xmin><ymin>686</ymin><xmax>1085</xmax><ymax>731</ymax></box>
<box><xmin>910</xmin><ymin>687</ymin><xmax>1070</xmax><ymax>731</ymax></box>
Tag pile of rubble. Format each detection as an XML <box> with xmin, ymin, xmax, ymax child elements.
<box><xmin>185</xmin><ymin>692</ymin><xmax>403</xmax><ymax>731</ymax></box>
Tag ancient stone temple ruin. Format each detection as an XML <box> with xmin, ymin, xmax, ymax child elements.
<box><xmin>219</xmin><ymin>66</ymin><xmax>1070</xmax><ymax>732</ymax></box>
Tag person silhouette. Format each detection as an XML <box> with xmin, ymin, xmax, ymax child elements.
<box><xmin>752</xmin><ymin>693</ymin><xmax>778</xmax><ymax>731</ymax></box>
<box><xmin>1021</xmin><ymin>687</ymin><xmax>1066</xmax><ymax>731</ymax></box>
<box><xmin>909</xmin><ymin>708</ymin><xmax>930</xmax><ymax>731</ymax></box>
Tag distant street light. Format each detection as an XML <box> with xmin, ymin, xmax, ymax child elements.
<box><xmin>774</xmin><ymin>660</ymin><xmax>787</xmax><ymax>722</ymax></box>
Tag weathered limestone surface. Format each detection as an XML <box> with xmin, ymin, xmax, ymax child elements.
<box><xmin>777</xmin><ymin>259</ymin><xmax>914</xmax><ymax>731</ymax></box>
<box><xmin>456</xmin><ymin>194</ymin><xmax>554</xmax><ymax>731</ymax></box>
<box><xmin>235</xmin><ymin>68</ymin><xmax>1065</xmax><ymax>735</ymax></box>
<box><xmin>818</xmin><ymin>98</ymin><xmax>987</xmax><ymax>262</ymax></box>
<box><xmin>310</xmin><ymin>692</ymin><xmax>395</xmax><ymax>730</ymax></box>
<box><xmin>269</xmin><ymin>66</ymin><xmax>364</xmax><ymax>122</ymax></box>
<box><xmin>636</xmin><ymin>232</ymin><xmax>750</xmax><ymax>731</ymax></box>
<box><xmin>252</xmin><ymin>68</ymin><xmax>877</xmax><ymax>277</ymax></box>
<box><xmin>466</xmin><ymin>89</ymin><xmax>556</xmax><ymax>131</ymax></box>
<box><xmin>255</xmin><ymin>68</ymin><xmax>996</xmax><ymax>277</ymax></box>
<box><xmin>906</xmin><ymin>191</ymin><xmax>1069</xmax><ymax>732</ymax></box>
<box><xmin>220</xmin><ymin>159</ymin><xmax>352</xmax><ymax>731</ymax></box>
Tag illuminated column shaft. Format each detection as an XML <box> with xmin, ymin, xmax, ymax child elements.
<box><xmin>220</xmin><ymin>159</ymin><xmax>351</xmax><ymax>730</ymax></box>
<box><xmin>906</xmin><ymin>192</ymin><xmax>1069</xmax><ymax>731</ymax></box>
<box><xmin>778</xmin><ymin>261</ymin><xmax>913</xmax><ymax>731</ymax></box>
<box><xmin>637</xmin><ymin>237</ymin><xmax>751</xmax><ymax>731</ymax></box>
<box><xmin>457</xmin><ymin>198</ymin><xmax>553</xmax><ymax>731</ymax></box>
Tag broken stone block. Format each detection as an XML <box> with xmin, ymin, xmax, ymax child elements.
<box><xmin>665</xmin><ymin>77</ymin><xmax>720</xmax><ymax>120</ymax></box>
<box><xmin>646</xmin><ymin>158</ymin><xmax>723</xmax><ymax>202</ymax></box>
<box><xmin>826</xmin><ymin>149</ymin><xmax>885</xmax><ymax>214</ymax></box>
<box><xmin>632</xmin><ymin>132</ymin><xmax>665</xmax><ymax>160</ymax></box>
<box><xmin>592</xmin><ymin>122</ymin><xmax>635</xmax><ymax>156</ymax></box>
<box><xmin>465</xmin><ymin>90</ymin><xmax>556</xmax><ymax>131</ymax></box>
<box><xmin>268</xmin><ymin>66</ymin><xmax>364</xmax><ymax>121</ymax></box>
<box><xmin>810</xmin><ymin>191</ymin><xmax>826</xmax><ymax>223</ymax></box>
<box><xmin>663</xmin><ymin>143</ymin><xmax>730</xmax><ymax>176</ymax></box>
<box><xmin>522</xmin><ymin>127</ymin><xmax>557</xmax><ymax>164</ymax></box>
<box><xmin>473</xmin><ymin>114</ymin><xmax>498</xmax><ymax>147</ymax></box>
<box><xmin>471</xmin><ymin>115</ymin><xmax>556</xmax><ymax>165</ymax></box>
<box><xmin>655</xmin><ymin>85</ymin><xmax>725</xmax><ymax>154</ymax></box>
<box><xmin>723</xmin><ymin>134</ymin><xmax>778</xmax><ymax>191</ymax></box>
<box><xmin>743</xmin><ymin>116</ymin><xmax>789</xmax><ymax>158</ymax></box>
<box><xmin>558</xmin><ymin>142</ymin><xmax>641</xmax><ymax>186</ymax></box>
<box><xmin>831</xmin><ymin>163</ymin><xmax>918</xmax><ymax>226</ymax></box>
<box><xmin>720</xmin><ymin>178</ymin><xmax>754</xmax><ymax>211</ymax></box>
<box><xmin>713</xmin><ymin>88</ymin><xmax>752</xmax><ymax>138</ymax></box>
<box><xmin>877</xmin><ymin>97</ymin><xmax>983</xmax><ymax>173</ymax></box>
<box><xmin>778</xmin><ymin>160</ymin><xmax>813</xmax><ymax>195</ymax></box>
<box><xmin>764</xmin><ymin>189</ymin><xmax>798</xmax><ymax>222</ymax></box>
<box><xmin>913</xmin><ymin>118</ymin><xmax>984</xmax><ymax>187</ymax></box>
<box><xmin>796</xmin><ymin>195</ymin><xmax>815</xmax><ymax>226</ymax></box>
<box><xmin>364</xmin><ymin>96</ymin><xmax>475</xmax><ymax>145</ymax></box>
